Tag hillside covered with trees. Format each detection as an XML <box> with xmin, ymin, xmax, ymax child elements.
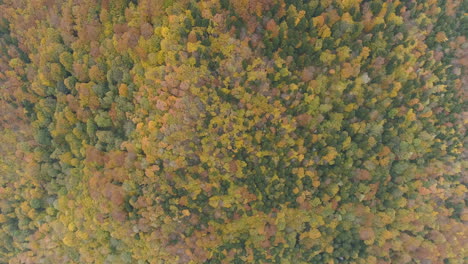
<box><xmin>0</xmin><ymin>0</ymin><xmax>467</xmax><ymax>263</ymax></box>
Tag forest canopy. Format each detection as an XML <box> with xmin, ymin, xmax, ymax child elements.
<box><xmin>0</xmin><ymin>0</ymin><xmax>467</xmax><ymax>263</ymax></box>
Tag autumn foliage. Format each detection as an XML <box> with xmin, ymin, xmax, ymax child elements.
<box><xmin>0</xmin><ymin>0</ymin><xmax>466</xmax><ymax>263</ymax></box>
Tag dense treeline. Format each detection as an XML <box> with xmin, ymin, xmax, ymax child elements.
<box><xmin>0</xmin><ymin>0</ymin><xmax>466</xmax><ymax>263</ymax></box>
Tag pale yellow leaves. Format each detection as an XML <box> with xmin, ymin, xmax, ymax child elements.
<box><xmin>300</xmin><ymin>228</ymin><xmax>322</xmax><ymax>240</ymax></box>
<box><xmin>318</xmin><ymin>25</ymin><xmax>332</xmax><ymax>38</ymax></box>
<box><xmin>337</xmin><ymin>0</ymin><xmax>362</xmax><ymax>10</ymax></box>
<box><xmin>337</xmin><ymin>46</ymin><xmax>351</xmax><ymax>61</ymax></box>
<box><xmin>295</xmin><ymin>10</ymin><xmax>306</xmax><ymax>26</ymax></box>
<box><xmin>322</xmin><ymin>146</ymin><xmax>338</xmax><ymax>164</ymax></box>
<box><xmin>389</xmin><ymin>82</ymin><xmax>402</xmax><ymax>97</ymax></box>
<box><xmin>320</xmin><ymin>50</ymin><xmax>336</xmax><ymax>65</ymax></box>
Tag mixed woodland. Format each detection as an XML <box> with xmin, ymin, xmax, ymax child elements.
<box><xmin>0</xmin><ymin>0</ymin><xmax>467</xmax><ymax>263</ymax></box>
